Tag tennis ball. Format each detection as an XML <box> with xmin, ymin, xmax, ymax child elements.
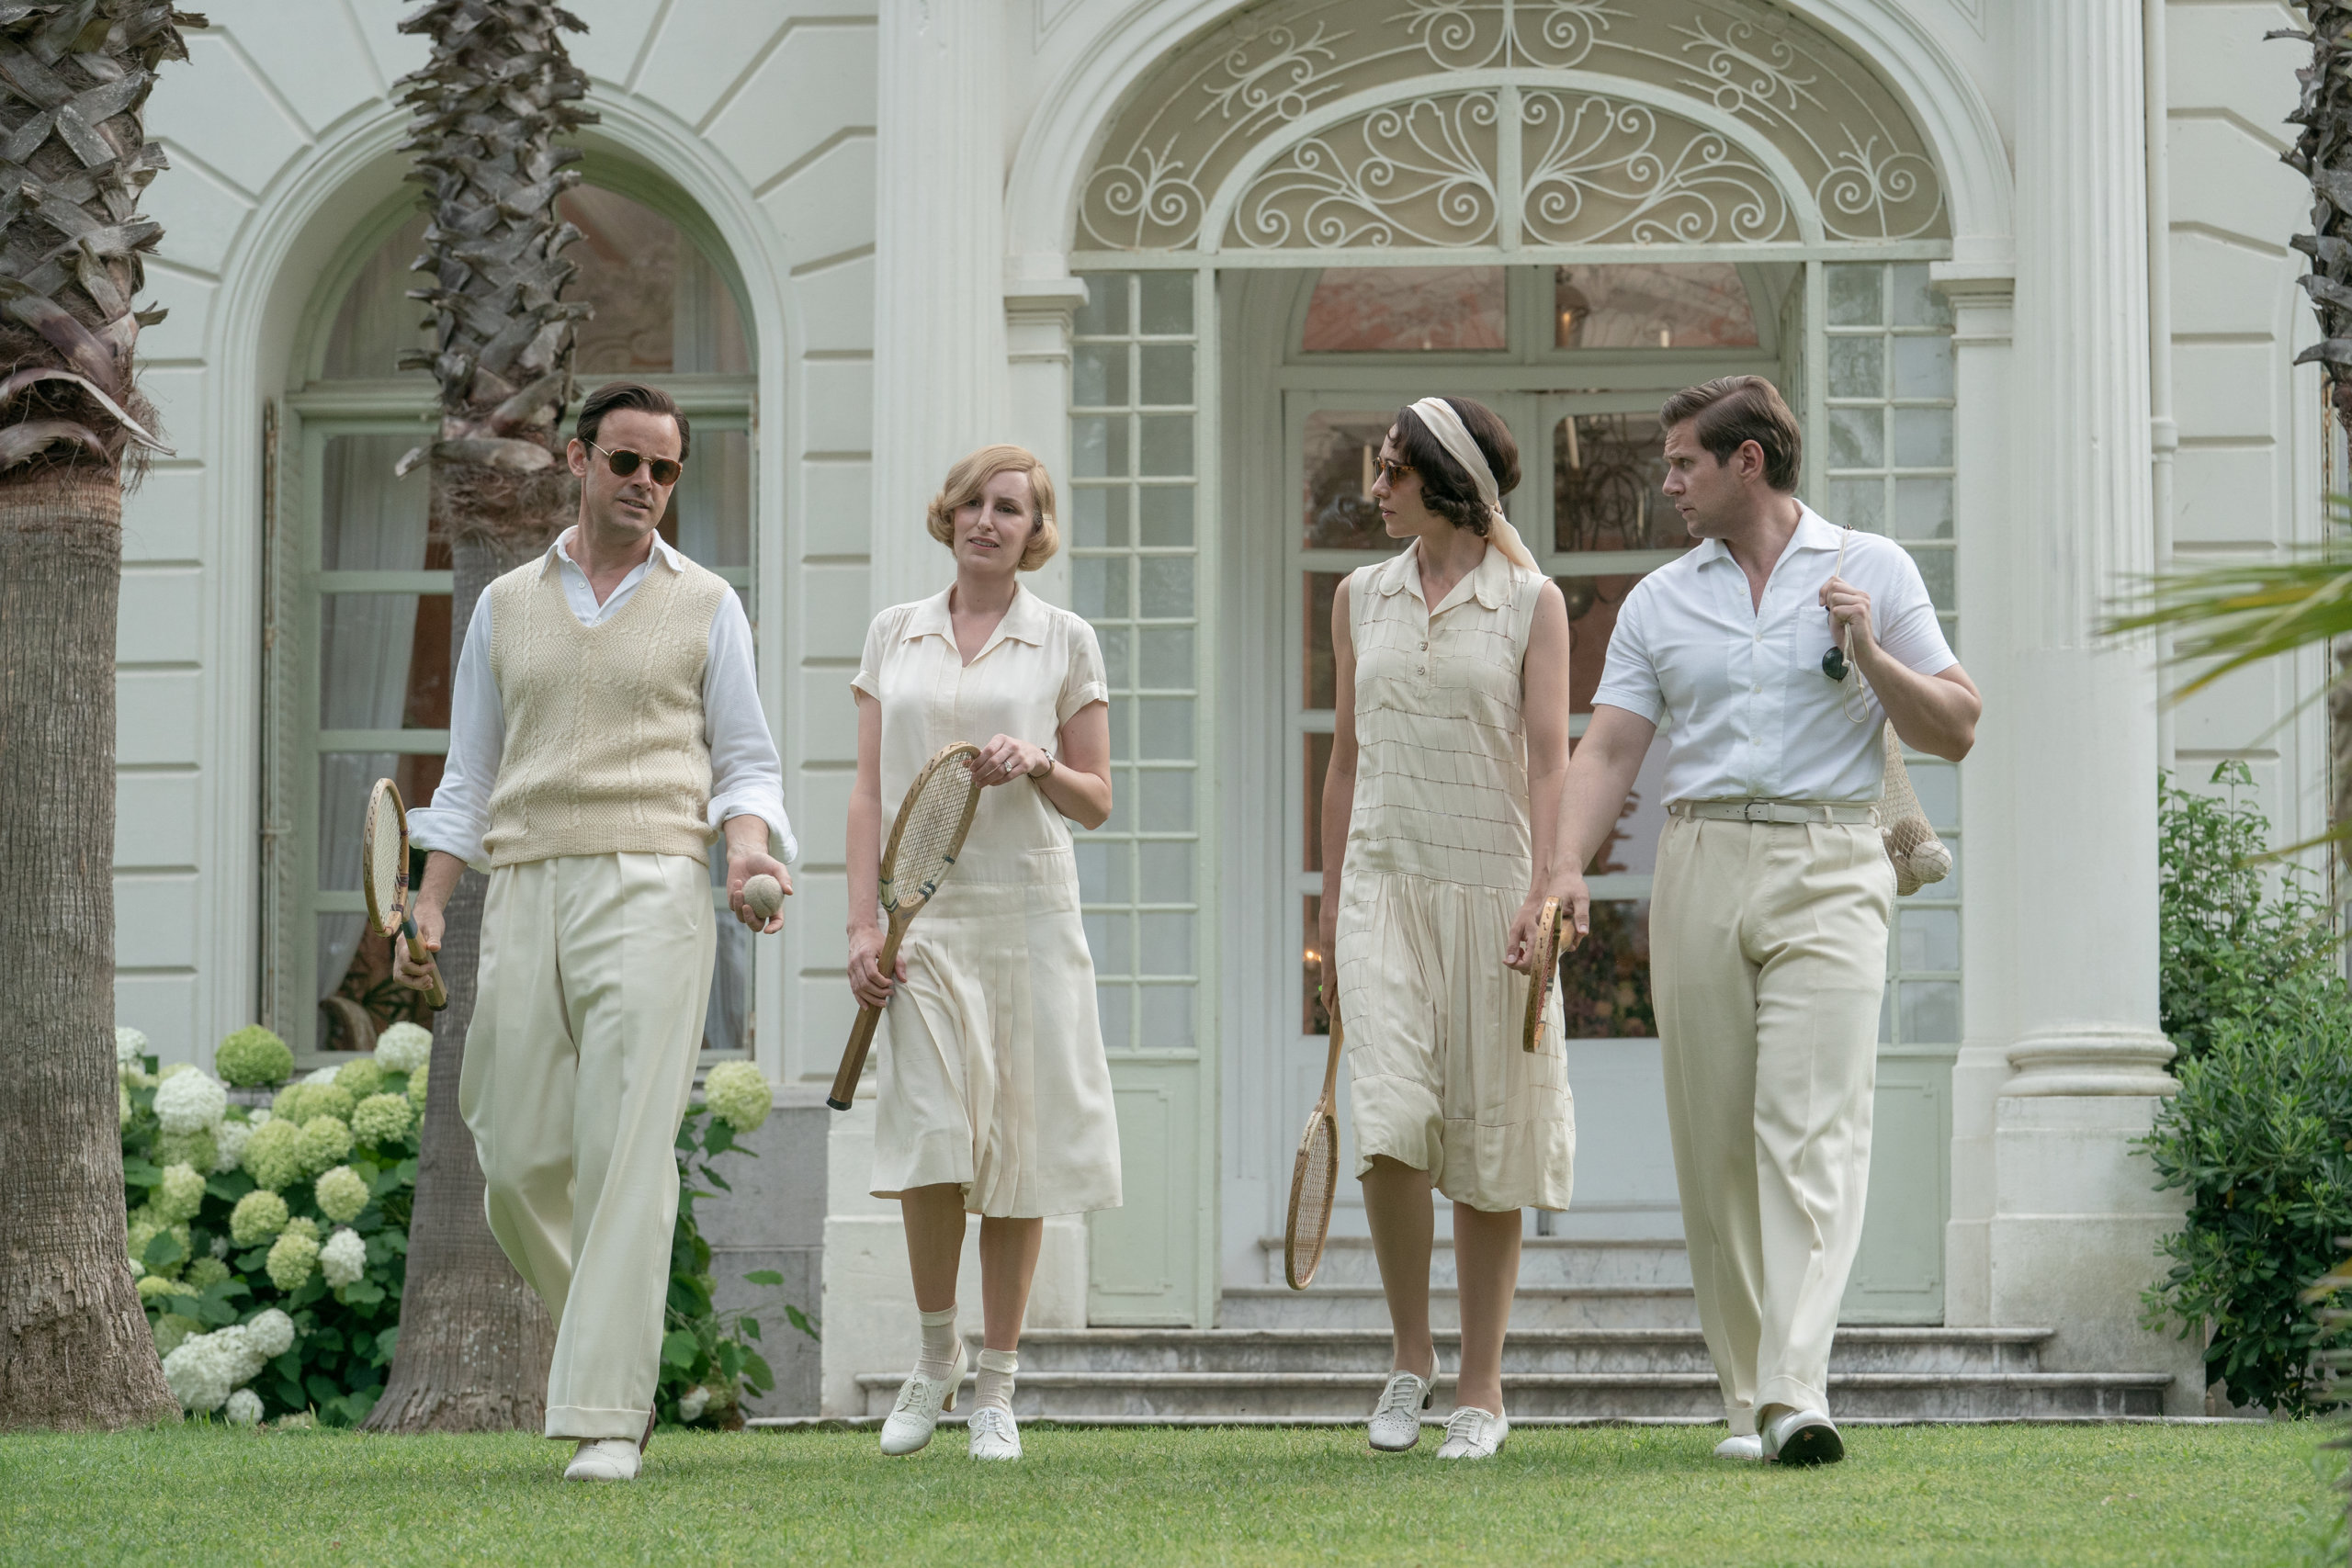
<box><xmin>744</xmin><ymin>874</ymin><xmax>784</xmax><ymax>922</ymax></box>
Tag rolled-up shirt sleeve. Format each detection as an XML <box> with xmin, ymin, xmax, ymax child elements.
<box><xmin>407</xmin><ymin>592</ymin><xmax>501</xmax><ymax>872</ymax></box>
<box><xmin>1589</xmin><ymin>583</ymin><xmax>1665</xmax><ymax>726</ymax></box>
<box><xmin>704</xmin><ymin>590</ymin><xmax>797</xmax><ymax>865</ymax></box>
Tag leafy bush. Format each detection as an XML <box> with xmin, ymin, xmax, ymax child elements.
<box><xmin>120</xmin><ymin>1032</ymin><xmax>416</xmax><ymax>1427</ymax></box>
<box><xmin>2145</xmin><ymin>764</ymin><xmax>2352</xmax><ymax>1414</ymax></box>
<box><xmin>2158</xmin><ymin>762</ymin><xmax>2339</xmax><ymax>1059</ymax></box>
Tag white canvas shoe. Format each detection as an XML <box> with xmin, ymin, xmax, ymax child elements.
<box><xmin>967</xmin><ymin>1405</ymin><xmax>1023</xmax><ymax>1461</ymax></box>
<box><xmin>563</xmin><ymin>1438</ymin><xmax>640</xmax><ymax>1482</ymax></box>
<box><xmin>879</xmin><ymin>1340</ymin><xmax>967</xmax><ymax>1456</ymax></box>
<box><xmin>1762</xmin><ymin>1408</ymin><xmax>1844</xmax><ymax>1467</ymax></box>
<box><xmin>1367</xmin><ymin>1370</ymin><xmax>1432</xmax><ymax>1451</ymax></box>
<box><xmin>1434</xmin><ymin>1405</ymin><xmax>1508</xmax><ymax>1460</ymax></box>
<box><xmin>1713</xmin><ymin>1433</ymin><xmax>1765</xmax><ymax>1461</ymax></box>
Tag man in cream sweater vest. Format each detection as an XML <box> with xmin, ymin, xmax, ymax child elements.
<box><xmin>395</xmin><ymin>380</ymin><xmax>797</xmax><ymax>1483</ymax></box>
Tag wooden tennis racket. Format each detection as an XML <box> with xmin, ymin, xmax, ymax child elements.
<box><xmin>363</xmin><ymin>778</ymin><xmax>446</xmax><ymax>1010</ymax></box>
<box><xmin>1283</xmin><ymin>997</ymin><xmax>1342</xmax><ymax>1290</ymax></box>
<box><xmin>1520</xmin><ymin>896</ymin><xmax>1566</xmax><ymax>1053</ymax></box>
<box><xmin>827</xmin><ymin>740</ymin><xmax>984</xmax><ymax>1111</ymax></box>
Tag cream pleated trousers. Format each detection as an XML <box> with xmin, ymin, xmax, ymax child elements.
<box><xmin>1650</xmin><ymin>814</ymin><xmax>1892</xmax><ymax>1434</ymax></box>
<box><xmin>458</xmin><ymin>851</ymin><xmax>716</xmax><ymax>1440</ymax></box>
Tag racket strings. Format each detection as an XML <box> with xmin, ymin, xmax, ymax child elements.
<box><xmin>1294</xmin><ymin>1123</ymin><xmax>1336</xmax><ymax>1242</ymax></box>
<box><xmin>888</xmin><ymin>769</ymin><xmax>976</xmax><ymax>904</ymax></box>
<box><xmin>365</xmin><ymin>795</ymin><xmax>404</xmax><ymax>929</ymax></box>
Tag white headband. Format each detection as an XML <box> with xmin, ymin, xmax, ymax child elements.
<box><xmin>1407</xmin><ymin>397</ymin><xmax>1537</xmax><ymax>572</ymax></box>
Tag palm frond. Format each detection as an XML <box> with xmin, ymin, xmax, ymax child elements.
<box><xmin>2103</xmin><ymin>505</ymin><xmax>2352</xmax><ymax>701</ymax></box>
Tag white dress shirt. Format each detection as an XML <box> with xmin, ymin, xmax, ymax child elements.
<box><xmin>409</xmin><ymin>527</ymin><xmax>797</xmax><ymax>870</ymax></box>
<box><xmin>1591</xmin><ymin>502</ymin><xmax>1956</xmax><ymax>805</ymax></box>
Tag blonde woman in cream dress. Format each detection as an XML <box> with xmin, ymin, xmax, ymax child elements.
<box><xmin>1318</xmin><ymin>396</ymin><xmax>1577</xmax><ymax>1461</ymax></box>
<box><xmin>848</xmin><ymin>444</ymin><xmax>1119</xmax><ymax>1463</ymax></box>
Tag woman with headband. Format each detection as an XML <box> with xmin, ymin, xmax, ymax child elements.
<box><xmin>1317</xmin><ymin>395</ymin><xmax>1576</xmax><ymax>1460</ymax></box>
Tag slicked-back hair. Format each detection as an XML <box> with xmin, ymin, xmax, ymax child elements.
<box><xmin>1658</xmin><ymin>376</ymin><xmax>1800</xmax><ymax>491</ymax></box>
<box><xmin>575</xmin><ymin>379</ymin><xmax>691</xmax><ymax>462</ymax></box>
<box><xmin>1392</xmin><ymin>396</ymin><xmax>1521</xmax><ymax>535</ymax></box>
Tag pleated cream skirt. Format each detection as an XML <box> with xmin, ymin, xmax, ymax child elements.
<box><xmin>870</xmin><ymin>847</ymin><xmax>1123</xmax><ymax>1218</ymax></box>
<box><xmin>1336</xmin><ymin>869</ymin><xmax>1576</xmax><ymax>1213</ymax></box>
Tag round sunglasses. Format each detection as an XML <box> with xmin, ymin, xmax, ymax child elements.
<box><xmin>584</xmin><ymin>438</ymin><xmax>683</xmax><ymax>488</ymax></box>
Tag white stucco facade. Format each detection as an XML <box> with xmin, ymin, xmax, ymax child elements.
<box><xmin>130</xmin><ymin>0</ymin><xmax>2316</xmax><ymax>1416</ymax></box>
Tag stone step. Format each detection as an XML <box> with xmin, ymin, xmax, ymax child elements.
<box><xmin>856</xmin><ymin>1368</ymin><xmax>2171</xmax><ymax>1424</ymax></box>
<box><xmin>991</xmin><ymin>1327</ymin><xmax>2052</xmax><ymax>1378</ymax></box>
<box><xmin>1220</xmin><ymin>1282</ymin><xmax>1702</xmax><ymax>1332</ymax></box>
<box><xmin>1263</xmin><ymin>1234</ymin><xmax>1690</xmax><ymax>1289</ymax></box>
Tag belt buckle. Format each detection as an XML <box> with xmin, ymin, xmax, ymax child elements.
<box><xmin>1742</xmin><ymin>801</ymin><xmax>1771</xmax><ymax>824</ymax></box>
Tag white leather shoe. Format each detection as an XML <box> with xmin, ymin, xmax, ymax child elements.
<box><xmin>1367</xmin><ymin>1369</ymin><xmax>1432</xmax><ymax>1451</ymax></box>
<box><xmin>1713</xmin><ymin>1433</ymin><xmax>1764</xmax><ymax>1461</ymax></box>
<box><xmin>1434</xmin><ymin>1404</ymin><xmax>1508</xmax><ymax>1460</ymax></box>
<box><xmin>1762</xmin><ymin>1408</ymin><xmax>1843</xmax><ymax>1466</ymax></box>
<box><xmin>878</xmin><ymin>1340</ymin><xmax>967</xmax><ymax>1456</ymax></box>
<box><xmin>967</xmin><ymin>1405</ymin><xmax>1022</xmax><ymax>1461</ymax></box>
<box><xmin>563</xmin><ymin>1438</ymin><xmax>640</xmax><ymax>1482</ymax></box>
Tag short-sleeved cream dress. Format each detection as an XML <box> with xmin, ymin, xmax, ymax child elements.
<box><xmin>852</xmin><ymin>585</ymin><xmax>1123</xmax><ymax>1218</ymax></box>
<box><xmin>1336</xmin><ymin>541</ymin><xmax>1576</xmax><ymax>1213</ymax></box>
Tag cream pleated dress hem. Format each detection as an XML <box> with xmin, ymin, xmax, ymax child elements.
<box><xmin>854</xmin><ymin>587</ymin><xmax>1123</xmax><ymax>1220</ymax></box>
<box><xmin>1335</xmin><ymin>541</ymin><xmax>1575</xmax><ymax>1214</ymax></box>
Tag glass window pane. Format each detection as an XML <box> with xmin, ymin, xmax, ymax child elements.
<box><xmin>1138</xmin><ymin>697</ymin><xmax>1194</xmax><ymax>759</ymax></box>
<box><xmin>1826</xmin><ymin>262</ymin><xmax>1884</xmax><ymax>326</ymax></box>
<box><xmin>1894</xmin><ymin>479</ymin><xmax>1953</xmax><ymax>541</ymax></box>
<box><xmin>1879</xmin><ymin>981</ymin><xmax>1894</xmax><ymax>1044</ymax></box>
<box><xmin>1074</xmin><ymin>557</ymin><xmax>1130</xmax><ymax>618</ymax></box>
<box><xmin>1892</xmin><ymin>263</ymin><xmax>1952</xmax><ymax>327</ymax></box>
<box><xmin>563</xmin><ymin>186</ymin><xmax>748</xmax><ymax>375</ymax></box>
<box><xmin>1892</xmin><ymin>335</ymin><xmax>1954</xmax><ymax>400</ymax></box>
<box><xmin>319</xmin><ymin>594</ymin><xmax>449</xmax><ymax>732</ymax></box>
<box><xmin>1102</xmin><ymin>767</ymin><xmax>1135</xmax><ymax>833</ymax></box>
<box><xmin>1103</xmin><ymin>697</ymin><xmax>1132</xmax><ymax>760</ymax></box>
<box><xmin>1899</xmin><ymin>908</ymin><xmax>1961</xmax><ymax>972</ymax></box>
<box><xmin>1098</xmin><ymin>984</ymin><xmax>1134</xmax><ymax>1050</ymax></box>
<box><xmin>1139</xmin><ymin>486</ymin><xmax>1194</xmax><ymax>546</ymax></box>
<box><xmin>1905</xmin><ymin>761</ymin><xmax>1958</xmax><ymax>830</ymax></box>
<box><xmin>316</xmin><ymin>917</ymin><xmax>432</xmax><ymax>1054</ymax></box>
<box><xmin>1073</xmin><ymin>344</ymin><xmax>1127</xmax><ymax>407</ymax></box>
<box><xmin>1301</xmin><ymin>265</ymin><xmax>1505</xmax><ymax>352</ymax></box>
<box><xmin>1139</xmin><ymin>414</ymin><xmax>1193</xmax><ymax>476</ymax></box>
<box><xmin>703</xmin><ymin>855</ymin><xmax>752</xmax><ymax>1054</ymax></box>
<box><xmin>1581</xmin><ymin>736</ymin><xmax>1669</xmax><ymax>877</ymax></box>
<box><xmin>1305</xmin><ymin>731</ymin><xmax>1332</xmax><ymax>874</ymax></box>
<box><xmin>1303</xmin><ymin>410</ymin><xmax>1398</xmax><ymax>550</ymax></box>
<box><xmin>1140</xmin><ymin>913</ymin><xmax>1194</xmax><ymax>975</ymax></box>
<box><xmin>1140</xmin><ymin>557</ymin><xmax>1193</xmax><ymax>617</ymax></box>
<box><xmin>1826</xmin><ymin>335</ymin><xmax>1884</xmax><ymax>399</ymax></box>
<box><xmin>1139</xmin><ymin>770</ymin><xmax>1193</xmax><ymax>829</ymax></box>
<box><xmin>1892</xmin><ymin>407</ymin><xmax>1953</xmax><ymax>468</ymax></box>
<box><xmin>1555</xmin><ymin>264</ymin><xmax>1758</xmax><ymax>349</ymax></box>
<box><xmin>1900</xmin><ymin>980</ymin><xmax>1961</xmax><ymax>1043</ymax></box>
<box><xmin>1558</xmin><ymin>573</ymin><xmax>1644</xmax><ymax>713</ymax></box>
<box><xmin>1139</xmin><ymin>627</ymin><xmax>1193</xmax><ymax>690</ymax></box>
<box><xmin>322</xmin><ymin>211</ymin><xmax>431</xmax><ymax>380</ymax></box>
<box><xmin>663</xmin><ymin>428</ymin><xmax>751</xmax><ymax>570</ymax></box>
<box><xmin>1140</xmin><ymin>984</ymin><xmax>1195</xmax><ymax>1048</ymax></box>
<box><xmin>1077</xmin><ymin>840</ymin><xmax>1130</xmax><ymax>903</ymax></box>
<box><xmin>1075</xmin><ymin>273</ymin><xmax>1131</xmax><ymax>336</ymax></box>
<box><xmin>322</xmin><ymin>434</ymin><xmax>433</xmax><ymax>570</ymax></box>
<box><xmin>1073</xmin><ymin>486</ymin><xmax>1129</xmax><ymax>549</ymax></box>
<box><xmin>1561</xmin><ymin>899</ymin><xmax>1654</xmax><ymax>1038</ymax></box>
<box><xmin>1827</xmin><ymin>476</ymin><xmax>1885</xmax><ymax>536</ymax></box>
<box><xmin>1827</xmin><ymin>407</ymin><xmax>1884</xmax><ymax>469</ymax></box>
<box><xmin>1305</xmin><ymin>572</ymin><xmax>1343</xmax><ymax>710</ymax></box>
<box><xmin>1139</xmin><ymin>272</ymin><xmax>1193</xmax><ymax>334</ymax></box>
<box><xmin>1554</xmin><ymin>415</ymin><xmax>1682</xmax><ymax>553</ymax></box>
<box><xmin>1139</xmin><ymin>841</ymin><xmax>1193</xmax><ymax>903</ymax></box>
<box><xmin>1139</xmin><ymin>344</ymin><xmax>1193</xmax><ymax>406</ymax></box>
<box><xmin>1304</xmin><ymin>895</ymin><xmax>1331</xmax><ymax>1034</ymax></box>
<box><xmin>1085</xmin><ymin>912</ymin><xmax>1133</xmax><ymax>976</ymax></box>
<box><xmin>1096</xmin><ymin>625</ymin><xmax>1131</xmax><ymax>690</ymax></box>
<box><xmin>1909</xmin><ymin>546</ymin><xmax>1955</xmax><ymax>611</ymax></box>
<box><xmin>1072</xmin><ymin>415</ymin><xmax>1129</xmax><ymax>478</ymax></box>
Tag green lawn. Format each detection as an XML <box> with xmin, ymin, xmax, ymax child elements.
<box><xmin>0</xmin><ymin>1422</ymin><xmax>2327</xmax><ymax>1566</ymax></box>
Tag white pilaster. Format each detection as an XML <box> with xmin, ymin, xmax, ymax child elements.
<box><xmin>1988</xmin><ymin>2</ymin><xmax>2196</xmax><ymax>1408</ymax></box>
<box><xmin>869</xmin><ymin>0</ymin><xmax>1012</xmax><ymax>614</ymax></box>
<box><xmin>1003</xmin><ymin>275</ymin><xmax>1089</xmax><ymax>609</ymax></box>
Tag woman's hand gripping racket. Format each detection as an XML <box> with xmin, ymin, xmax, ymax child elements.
<box><xmin>1284</xmin><ymin>991</ymin><xmax>1343</xmax><ymax>1290</ymax></box>
<box><xmin>1521</xmin><ymin>896</ymin><xmax>1570</xmax><ymax>1053</ymax></box>
<box><xmin>828</xmin><ymin>741</ymin><xmax>984</xmax><ymax>1111</ymax></box>
<box><xmin>364</xmin><ymin>778</ymin><xmax>446</xmax><ymax>1010</ymax></box>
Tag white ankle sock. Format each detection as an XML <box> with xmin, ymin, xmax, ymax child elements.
<box><xmin>974</xmin><ymin>1348</ymin><xmax>1018</xmax><ymax>1412</ymax></box>
<box><xmin>915</xmin><ymin>1306</ymin><xmax>960</xmax><ymax>1381</ymax></box>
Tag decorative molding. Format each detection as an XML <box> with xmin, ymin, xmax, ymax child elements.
<box><xmin>1075</xmin><ymin>0</ymin><xmax>1948</xmax><ymax>254</ymax></box>
<box><xmin>2001</xmin><ymin>1032</ymin><xmax>2179</xmax><ymax>1099</ymax></box>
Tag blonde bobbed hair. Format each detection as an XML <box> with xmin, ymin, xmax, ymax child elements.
<box><xmin>926</xmin><ymin>444</ymin><xmax>1059</xmax><ymax>570</ymax></box>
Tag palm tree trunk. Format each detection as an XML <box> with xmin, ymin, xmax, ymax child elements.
<box><xmin>0</xmin><ymin>475</ymin><xmax>176</xmax><ymax>1429</ymax></box>
<box><xmin>364</xmin><ymin>521</ymin><xmax>557</xmax><ymax>1432</ymax></box>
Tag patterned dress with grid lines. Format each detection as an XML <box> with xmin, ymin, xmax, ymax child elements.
<box><xmin>1335</xmin><ymin>541</ymin><xmax>1575</xmax><ymax>1213</ymax></box>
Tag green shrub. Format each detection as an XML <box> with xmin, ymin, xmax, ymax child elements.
<box><xmin>212</xmin><ymin>1026</ymin><xmax>293</xmax><ymax>1089</ymax></box>
<box><xmin>2158</xmin><ymin>762</ymin><xmax>2339</xmax><ymax>1059</ymax></box>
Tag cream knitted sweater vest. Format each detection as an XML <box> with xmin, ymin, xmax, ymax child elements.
<box><xmin>482</xmin><ymin>553</ymin><xmax>729</xmax><ymax>867</ymax></box>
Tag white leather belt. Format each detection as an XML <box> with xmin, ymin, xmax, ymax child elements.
<box><xmin>1670</xmin><ymin>798</ymin><xmax>1879</xmax><ymax>826</ymax></box>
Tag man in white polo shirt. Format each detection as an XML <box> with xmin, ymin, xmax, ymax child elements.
<box><xmin>1555</xmin><ymin>376</ymin><xmax>1980</xmax><ymax>1465</ymax></box>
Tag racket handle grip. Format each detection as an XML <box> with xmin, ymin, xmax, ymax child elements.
<box><xmin>401</xmin><ymin>919</ymin><xmax>447</xmax><ymax>1010</ymax></box>
<box><xmin>829</xmin><ymin>920</ymin><xmax>908</xmax><ymax>1111</ymax></box>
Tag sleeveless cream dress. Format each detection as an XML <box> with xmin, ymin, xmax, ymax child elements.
<box><xmin>1335</xmin><ymin>541</ymin><xmax>1576</xmax><ymax>1213</ymax></box>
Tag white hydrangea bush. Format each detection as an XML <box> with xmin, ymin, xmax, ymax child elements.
<box><xmin>119</xmin><ymin>1020</ymin><xmax>429</xmax><ymax>1427</ymax></box>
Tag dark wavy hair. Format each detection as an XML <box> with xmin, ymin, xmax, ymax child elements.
<box><xmin>1392</xmin><ymin>397</ymin><xmax>1520</xmax><ymax>534</ymax></box>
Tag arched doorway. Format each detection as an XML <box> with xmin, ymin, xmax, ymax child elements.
<box><xmin>1060</xmin><ymin>0</ymin><xmax>1962</xmax><ymax>1328</ymax></box>
<box><xmin>260</xmin><ymin>162</ymin><xmax>759</xmax><ymax>1066</ymax></box>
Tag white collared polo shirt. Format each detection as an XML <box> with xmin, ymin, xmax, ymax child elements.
<box><xmin>1590</xmin><ymin>502</ymin><xmax>1955</xmax><ymax>805</ymax></box>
